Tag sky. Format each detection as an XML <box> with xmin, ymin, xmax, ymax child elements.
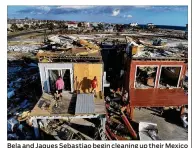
<box><xmin>7</xmin><ymin>6</ymin><xmax>188</xmax><ymax>26</ymax></box>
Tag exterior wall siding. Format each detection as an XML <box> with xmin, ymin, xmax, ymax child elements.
<box><xmin>126</xmin><ymin>60</ymin><xmax>188</xmax><ymax>107</ymax></box>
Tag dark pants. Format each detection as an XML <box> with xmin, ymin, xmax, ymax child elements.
<box><xmin>57</xmin><ymin>89</ymin><xmax>62</xmax><ymax>94</ymax></box>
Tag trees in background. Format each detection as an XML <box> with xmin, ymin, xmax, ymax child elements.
<box><xmin>23</xmin><ymin>24</ymin><xmax>29</xmax><ymax>30</ymax></box>
<box><xmin>10</xmin><ymin>23</ymin><xmax>18</xmax><ymax>32</ymax></box>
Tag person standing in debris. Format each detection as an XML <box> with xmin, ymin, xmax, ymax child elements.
<box><xmin>91</xmin><ymin>76</ymin><xmax>98</xmax><ymax>97</ymax></box>
<box><xmin>55</xmin><ymin>76</ymin><xmax>64</xmax><ymax>99</ymax></box>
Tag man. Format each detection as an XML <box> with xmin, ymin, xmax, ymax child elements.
<box><xmin>91</xmin><ymin>76</ymin><xmax>98</xmax><ymax>97</ymax></box>
<box><xmin>55</xmin><ymin>76</ymin><xmax>64</xmax><ymax>99</ymax></box>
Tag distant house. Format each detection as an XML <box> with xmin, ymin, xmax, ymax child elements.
<box><xmin>104</xmin><ymin>25</ymin><xmax>114</xmax><ymax>32</ymax></box>
<box><xmin>67</xmin><ymin>22</ymin><xmax>78</xmax><ymax>30</ymax></box>
<box><xmin>130</xmin><ymin>23</ymin><xmax>138</xmax><ymax>27</ymax></box>
<box><xmin>147</xmin><ymin>23</ymin><xmax>155</xmax><ymax>29</ymax></box>
<box><xmin>84</xmin><ymin>22</ymin><xmax>90</xmax><ymax>28</ymax></box>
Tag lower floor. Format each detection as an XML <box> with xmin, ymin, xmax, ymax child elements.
<box><xmin>30</xmin><ymin>91</ymin><xmax>106</xmax><ymax>116</ymax></box>
<box><xmin>134</xmin><ymin>108</ymin><xmax>188</xmax><ymax>140</ymax></box>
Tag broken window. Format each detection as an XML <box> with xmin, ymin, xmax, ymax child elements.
<box><xmin>135</xmin><ymin>66</ymin><xmax>158</xmax><ymax>88</ymax></box>
<box><xmin>159</xmin><ymin>66</ymin><xmax>181</xmax><ymax>88</ymax></box>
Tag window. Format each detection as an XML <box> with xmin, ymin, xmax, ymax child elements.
<box><xmin>135</xmin><ymin>66</ymin><xmax>158</xmax><ymax>88</ymax></box>
<box><xmin>158</xmin><ymin>66</ymin><xmax>181</xmax><ymax>88</ymax></box>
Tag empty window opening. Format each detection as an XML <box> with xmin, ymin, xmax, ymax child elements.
<box><xmin>48</xmin><ymin>69</ymin><xmax>71</xmax><ymax>92</ymax></box>
<box><xmin>135</xmin><ymin>66</ymin><xmax>158</xmax><ymax>88</ymax></box>
<box><xmin>159</xmin><ymin>66</ymin><xmax>181</xmax><ymax>88</ymax></box>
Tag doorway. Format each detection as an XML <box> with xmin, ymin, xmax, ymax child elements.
<box><xmin>47</xmin><ymin>69</ymin><xmax>72</xmax><ymax>93</ymax></box>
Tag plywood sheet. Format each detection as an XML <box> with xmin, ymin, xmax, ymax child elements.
<box><xmin>74</xmin><ymin>63</ymin><xmax>102</xmax><ymax>93</ymax></box>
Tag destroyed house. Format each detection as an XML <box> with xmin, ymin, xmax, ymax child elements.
<box><xmin>124</xmin><ymin>45</ymin><xmax>188</xmax><ymax>118</ymax></box>
<box><xmin>30</xmin><ymin>48</ymin><xmax>107</xmax><ymax>139</ymax></box>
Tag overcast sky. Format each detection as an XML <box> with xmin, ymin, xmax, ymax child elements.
<box><xmin>8</xmin><ymin>6</ymin><xmax>188</xmax><ymax>26</ymax></box>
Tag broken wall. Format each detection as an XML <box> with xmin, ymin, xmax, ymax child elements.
<box><xmin>125</xmin><ymin>60</ymin><xmax>188</xmax><ymax>107</ymax></box>
<box><xmin>129</xmin><ymin>60</ymin><xmax>187</xmax><ymax>89</ymax></box>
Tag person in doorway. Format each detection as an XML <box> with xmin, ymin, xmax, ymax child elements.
<box><xmin>91</xmin><ymin>76</ymin><xmax>98</xmax><ymax>97</ymax></box>
<box><xmin>55</xmin><ymin>76</ymin><xmax>64</xmax><ymax>99</ymax></box>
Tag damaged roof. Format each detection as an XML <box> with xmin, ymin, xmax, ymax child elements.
<box><xmin>126</xmin><ymin>36</ymin><xmax>188</xmax><ymax>61</ymax></box>
<box><xmin>37</xmin><ymin>34</ymin><xmax>103</xmax><ymax>63</ymax></box>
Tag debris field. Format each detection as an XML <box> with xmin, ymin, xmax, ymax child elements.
<box><xmin>7</xmin><ymin>29</ymin><xmax>188</xmax><ymax>140</ymax></box>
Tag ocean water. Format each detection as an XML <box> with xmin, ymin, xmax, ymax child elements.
<box><xmin>139</xmin><ymin>24</ymin><xmax>186</xmax><ymax>31</ymax></box>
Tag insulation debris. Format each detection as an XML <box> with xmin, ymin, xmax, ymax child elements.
<box><xmin>139</xmin><ymin>122</ymin><xmax>160</xmax><ymax>140</ymax></box>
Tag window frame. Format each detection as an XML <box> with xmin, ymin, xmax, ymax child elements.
<box><xmin>157</xmin><ymin>65</ymin><xmax>183</xmax><ymax>88</ymax></box>
<box><xmin>134</xmin><ymin>65</ymin><xmax>159</xmax><ymax>89</ymax></box>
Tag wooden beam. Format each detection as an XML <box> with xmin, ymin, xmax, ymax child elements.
<box><xmin>121</xmin><ymin>109</ymin><xmax>137</xmax><ymax>140</ymax></box>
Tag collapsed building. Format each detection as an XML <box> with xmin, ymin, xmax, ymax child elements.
<box><xmin>104</xmin><ymin>36</ymin><xmax>188</xmax><ymax>140</ymax></box>
<box><xmin>29</xmin><ymin>37</ymin><xmax>108</xmax><ymax>140</ymax></box>
<box><xmin>123</xmin><ymin>36</ymin><xmax>188</xmax><ymax>121</ymax></box>
<box><xmin>8</xmin><ymin>32</ymin><xmax>188</xmax><ymax>140</ymax></box>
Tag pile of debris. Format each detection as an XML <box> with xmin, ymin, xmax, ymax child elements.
<box><xmin>7</xmin><ymin>60</ymin><xmax>41</xmax><ymax>140</ymax></box>
<box><xmin>105</xmin><ymin>89</ymin><xmax>161</xmax><ymax>140</ymax></box>
<box><xmin>8</xmin><ymin>45</ymin><xmax>40</xmax><ymax>53</ymax></box>
<box><xmin>47</xmin><ymin>35</ymin><xmax>100</xmax><ymax>50</ymax></box>
<box><xmin>38</xmin><ymin>119</ymin><xmax>96</xmax><ymax>140</ymax></box>
<box><xmin>125</xmin><ymin>36</ymin><xmax>187</xmax><ymax>59</ymax></box>
<box><xmin>7</xmin><ymin>116</ymin><xmax>34</xmax><ymax>140</ymax></box>
<box><xmin>132</xmin><ymin>46</ymin><xmax>187</xmax><ymax>59</ymax></box>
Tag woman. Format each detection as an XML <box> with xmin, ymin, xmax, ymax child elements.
<box><xmin>55</xmin><ymin>76</ymin><xmax>65</xmax><ymax>99</ymax></box>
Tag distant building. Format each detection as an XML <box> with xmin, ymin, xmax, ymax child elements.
<box><xmin>147</xmin><ymin>23</ymin><xmax>155</xmax><ymax>29</ymax></box>
<box><xmin>84</xmin><ymin>22</ymin><xmax>90</xmax><ymax>28</ymax></box>
<box><xmin>67</xmin><ymin>21</ymin><xmax>78</xmax><ymax>30</ymax></box>
<box><xmin>104</xmin><ymin>25</ymin><xmax>114</xmax><ymax>32</ymax></box>
<box><xmin>130</xmin><ymin>23</ymin><xmax>138</xmax><ymax>27</ymax></box>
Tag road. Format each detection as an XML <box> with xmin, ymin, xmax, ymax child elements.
<box><xmin>7</xmin><ymin>29</ymin><xmax>60</xmax><ymax>39</ymax></box>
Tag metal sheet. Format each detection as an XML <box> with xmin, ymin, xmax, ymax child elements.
<box><xmin>75</xmin><ymin>94</ymin><xmax>95</xmax><ymax>114</ymax></box>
